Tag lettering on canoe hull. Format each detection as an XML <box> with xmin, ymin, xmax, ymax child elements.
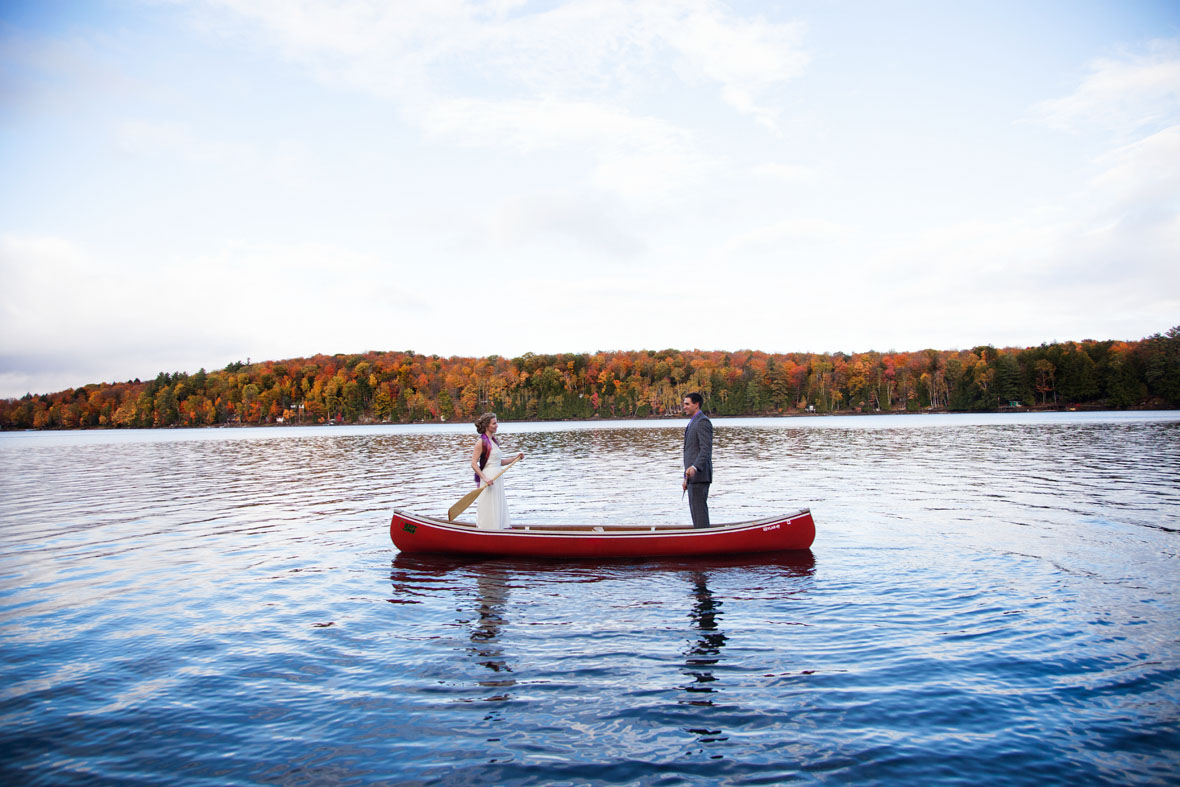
<box><xmin>403</xmin><ymin>523</ymin><xmax>417</xmax><ymax>534</ymax></box>
<box><xmin>762</xmin><ymin>524</ymin><xmax>780</xmax><ymax>531</ymax></box>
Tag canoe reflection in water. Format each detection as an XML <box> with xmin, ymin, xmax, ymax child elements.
<box><xmin>388</xmin><ymin>551</ymin><xmax>817</xmax><ymax>751</ymax></box>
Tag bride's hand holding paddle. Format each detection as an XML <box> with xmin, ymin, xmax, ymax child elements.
<box><xmin>484</xmin><ymin>452</ymin><xmax>524</xmax><ymax>486</ymax></box>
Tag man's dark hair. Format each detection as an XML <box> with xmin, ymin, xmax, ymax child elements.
<box><xmin>685</xmin><ymin>392</ymin><xmax>704</xmax><ymax>406</ymax></box>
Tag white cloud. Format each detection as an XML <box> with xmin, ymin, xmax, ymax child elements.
<box><xmin>483</xmin><ymin>192</ymin><xmax>647</xmax><ymax>257</ymax></box>
<box><xmin>720</xmin><ymin>218</ymin><xmax>849</xmax><ymax>259</ymax></box>
<box><xmin>190</xmin><ymin>0</ymin><xmax>807</xmax><ymax>151</ymax></box>
<box><xmin>1036</xmin><ymin>75</ymin><xmax>1180</xmax><ymax>294</ymax></box>
<box><xmin>1030</xmin><ymin>40</ymin><xmax>1180</xmax><ymax>136</ymax></box>
<box><xmin>754</xmin><ymin>162</ymin><xmax>815</xmax><ymax>182</ymax></box>
<box><xmin>0</xmin><ymin>234</ymin><xmax>435</xmax><ymax>389</ymax></box>
<box><xmin>500</xmin><ymin>273</ymin><xmax>708</xmax><ymax>353</ymax></box>
<box><xmin>1091</xmin><ymin>123</ymin><xmax>1180</xmax><ymax>209</ymax></box>
<box><xmin>423</xmin><ymin>96</ymin><xmax>707</xmax><ymax>198</ymax></box>
<box><xmin>423</xmin><ymin>96</ymin><xmax>685</xmax><ymax>153</ymax></box>
<box><xmin>0</xmin><ymin>236</ymin><xmax>110</xmax><ymax>348</ymax></box>
<box><xmin>201</xmin><ymin>0</ymin><xmax>806</xmax><ymax>105</ymax></box>
<box><xmin>160</xmin><ymin>1</ymin><xmax>809</xmax><ymax>209</ymax></box>
<box><xmin>1065</xmin><ymin>125</ymin><xmax>1180</xmax><ymax>294</ymax></box>
<box><xmin>114</xmin><ymin>119</ymin><xmax>250</xmax><ymax>163</ymax></box>
<box><xmin>658</xmin><ymin>3</ymin><xmax>807</xmax><ymax>128</ymax></box>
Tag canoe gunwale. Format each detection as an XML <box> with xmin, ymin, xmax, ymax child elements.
<box><xmin>393</xmin><ymin>508</ymin><xmax>811</xmax><ymax>536</ymax></box>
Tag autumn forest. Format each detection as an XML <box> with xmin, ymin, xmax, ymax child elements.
<box><xmin>3</xmin><ymin>328</ymin><xmax>1178</xmax><ymax>430</ymax></box>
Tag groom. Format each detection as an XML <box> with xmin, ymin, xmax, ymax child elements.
<box><xmin>681</xmin><ymin>392</ymin><xmax>713</xmax><ymax>528</ymax></box>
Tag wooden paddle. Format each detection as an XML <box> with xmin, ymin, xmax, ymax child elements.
<box><xmin>448</xmin><ymin>460</ymin><xmax>519</xmax><ymax>522</ymax></box>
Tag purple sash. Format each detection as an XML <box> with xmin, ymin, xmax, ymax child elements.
<box><xmin>474</xmin><ymin>433</ymin><xmax>498</xmax><ymax>484</ymax></box>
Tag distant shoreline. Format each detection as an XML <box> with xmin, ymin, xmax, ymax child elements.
<box><xmin>5</xmin><ymin>334</ymin><xmax>1177</xmax><ymax>429</ymax></box>
<box><xmin>8</xmin><ymin>402</ymin><xmax>1176</xmax><ymax>432</ymax></box>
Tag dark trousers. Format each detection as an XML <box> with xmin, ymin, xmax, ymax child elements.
<box><xmin>688</xmin><ymin>482</ymin><xmax>710</xmax><ymax>528</ymax></box>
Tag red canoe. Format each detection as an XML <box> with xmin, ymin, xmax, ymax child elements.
<box><xmin>389</xmin><ymin>508</ymin><xmax>815</xmax><ymax>558</ymax></box>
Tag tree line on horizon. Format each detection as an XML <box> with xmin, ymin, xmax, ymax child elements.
<box><xmin>2</xmin><ymin>328</ymin><xmax>1178</xmax><ymax>430</ymax></box>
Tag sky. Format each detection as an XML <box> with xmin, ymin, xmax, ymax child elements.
<box><xmin>1</xmin><ymin>0</ymin><xmax>1178</xmax><ymax>398</ymax></box>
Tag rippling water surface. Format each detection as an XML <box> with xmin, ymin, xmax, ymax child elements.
<box><xmin>2</xmin><ymin>412</ymin><xmax>1179</xmax><ymax>785</ymax></box>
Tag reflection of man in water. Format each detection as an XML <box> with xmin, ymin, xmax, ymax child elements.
<box><xmin>682</xmin><ymin>570</ymin><xmax>728</xmax><ymax>750</ymax></box>
<box><xmin>682</xmin><ymin>392</ymin><xmax>713</xmax><ymax>528</ymax></box>
<box><xmin>685</xmin><ymin>571</ymin><xmax>727</xmax><ymax>693</ymax></box>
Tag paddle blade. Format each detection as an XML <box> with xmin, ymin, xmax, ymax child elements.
<box><xmin>448</xmin><ymin>484</ymin><xmax>484</xmax><ymax>522</ymax></box>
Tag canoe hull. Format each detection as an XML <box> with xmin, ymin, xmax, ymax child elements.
<box><xmin>389</xmin><ymin>509</ymin><xmax>815</xmax><ymax>559</ymax></box>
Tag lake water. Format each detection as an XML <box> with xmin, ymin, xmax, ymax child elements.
<box><xmin>1</xmin><ymin>412</ymin><xmax>1178</xmax><ymax>785</ymax></box>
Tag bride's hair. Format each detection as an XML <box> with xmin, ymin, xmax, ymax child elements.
<box><xmin>474</xmin><ymin>412</ymin><xmax>497</xmax><ymax>435</ymax></box>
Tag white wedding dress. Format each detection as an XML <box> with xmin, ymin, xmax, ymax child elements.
<box><xmin>477</xmin><ymin>440</ymin><xmax>511</xmax><ymax>530</ymax></box>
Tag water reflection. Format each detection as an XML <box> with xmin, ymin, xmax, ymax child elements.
<box><xmin>388</xmin><ymin>553</ymin><xmax>475</xmax><ymax>601</ymax></box>
<box><xmin>682</xmin><ymin>570</ymin><xmax>729</xmax><ymax>751</ymax></box>
<box><xmin>682</xmin><ymin>570</ymin><xmax>727</xmax><ymax>707</ymax></box>
<box><xmin>389</xmin><ymin>549</ymin><xmax>817</xmax><ymax>750</ymax></box>
<box><xmin>389</xmin><ymin>554</ymin><xmax>516</xmax><ymax>704</ymax></box>
<box><xmin>675</xmin><ymin>552</ymin><xmax>815</xmax><ymax>753</ymax></box>
<box><xmin>467</xmin><ymin>564</ymin><xmax>515</xmax><ymax>702</ymax></box>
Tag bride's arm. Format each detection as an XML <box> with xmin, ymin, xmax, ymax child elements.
<box><xmin>472</xmin><ymin>439</ymin><xmax>493</xmax><ymax>485</ymax></box>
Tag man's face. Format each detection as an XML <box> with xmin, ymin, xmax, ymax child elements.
<box><xmin>683</xmin><ymin>397</ymin><xmax>699</xmax><ymax>416</ymax></box>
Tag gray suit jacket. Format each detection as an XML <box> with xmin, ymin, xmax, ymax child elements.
<box><xmin>683</xmin><ymin>412</ymin><xmax>713</xmax><ymax>484</ymax></box>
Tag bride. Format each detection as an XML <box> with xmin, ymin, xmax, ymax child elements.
<box><xmin>470</xmin><ymin>413</ymin><xmax>524</xmax><ymax>529</ymax></box>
